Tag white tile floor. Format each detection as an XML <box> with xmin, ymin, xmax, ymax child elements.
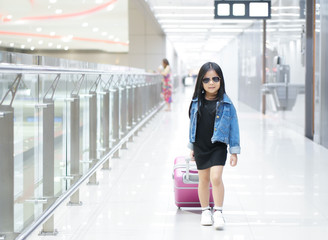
<box><xmin>28</xmin><ymin>86</ymin><xmax>328</xmax><ymax>240</ymax></box>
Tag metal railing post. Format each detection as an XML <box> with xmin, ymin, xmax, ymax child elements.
<box><xmin>0</xmin><ymin>105</ymin><xmax>15</xmax><ymax>239</ymax></box>
<box><xmin>88</xmin><ymin>75</ymin><xmax>101</xmax><ymax>185</ymax></box>
<box><xmin>39</xmin><ymin>99</ymin><xmax>57</xmax><ymax>236</ymax></box>
<box><xmin>120</xmin><ymin>83</ymin><xmax>127</xmax><ymax>149</ymax></box>
<box><xmin>88</xmin><ymin>92</ymin><xmax>98</xmax><ymax>185</ymax></box>
<box><xmin>68</xmin><ymin>95</ymin><xmax>82</xmax><ymax>205</ymax></box>
<box><xmin>133</xmin><ymin>82</ymin><xmax>140</xmax><ymax>136</ymax></box>
<box><xmin>112</xmin><ymin>87</ymin><xmax>120</xmax><ymax>158</ymax></box>
<box><xmin>102</xmin><ymin>90</ymin><xmax>110</xmax><ymax>170</ymax></box>
<box><xmin>127</xmin><ymin>79</ymin><xmax>134</xmax><ymax>142</ymax></box>
<box><xmin>141</xmin><ymin>83</ymin><xmax>146</xmax><ymax>119</ymax></box>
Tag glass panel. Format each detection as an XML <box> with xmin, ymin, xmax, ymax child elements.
<box><xmin>314</xmin><ymin>0</ymin><xmax>321</xmax><ymax>143</ymax></box>
<box><xmin>265</xmin><ymin>0</ymin><xmax>306</xmax><ymax>133</ymax></box>
<box><xmin>49</xmin><ymin>74</ymin><xmax>68</xmax><ymax>196</ymax></box>
<box><xmin>317</xmin><ymin>0</ymin><xmax>328</xmax><ymax>148</ymax></box>
<box><xmin>12</xmin><ymin>73</ymin><xmax>39</xmax><ymax>232</ymax></box>
<box><xmin>80</xmin><ymin>76</ymin><xmax>91</xmax><ymax>174</ymax></box>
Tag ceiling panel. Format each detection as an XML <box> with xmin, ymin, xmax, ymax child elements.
<box><xmin>0</xmin><ymin>0</ymin><xmax>129</xmax><ymax>52</ymax></box>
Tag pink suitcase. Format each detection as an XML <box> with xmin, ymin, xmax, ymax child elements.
<box><xmin>173</xmin><ymin>156</ymin><xmax>214</xmax><ymax>208</ymax></box>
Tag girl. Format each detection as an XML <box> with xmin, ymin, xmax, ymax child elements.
<box><xmin>160</xmin><ymin>58</ymin><xmax>172</xmax><ymax>111</ymax></box>
<box><xmin>188</xmin><ymin>62</ymin><xmax>240</xmax><ymax>230</ymax></box>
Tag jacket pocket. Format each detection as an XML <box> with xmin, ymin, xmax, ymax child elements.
<box><xmin>219</xmin><ymin>115</ymin><xmax>230</xmax><ymax>135</ymax></box>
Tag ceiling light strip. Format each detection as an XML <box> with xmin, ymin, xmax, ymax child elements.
<box><xmin>0</xmin><ymin>31</ymin><xmax>62</xmax><ymax>39</ymax></box>
<box><xmin>19</xmin><ymin>0</ymin><xmax>117</xmax><ymax>21</ymax></box>
<box><xmin>0</xmin><ymin>31</ymin><xmax>128</xmax><ymax>46</ymax></box>
<box><xmin>155</xmin><ymin>14</ymin><xmax>213</xmax><ymax>18</ymax></box>
<box><xmin>158</xmin><ymin>19</ymin><xmax>254</xmax><ymax>24</ymax></box>
<box><xmin>153</xmin><ymin>6</ymin><xmax>214</xmax><ymax>10</ymax></box>
<box><xmin>73</xmin><ymin>36</ymin><xmax>128</xmax><ymax>46</ymax></box>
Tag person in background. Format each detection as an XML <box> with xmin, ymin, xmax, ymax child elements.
<box><xmin>188</xmin><ymin>62</ymin><xmax>241</xmax><ymax>230</ymax></box>
<box><xmin>160</xmin><ymin>58</ymin><xmax>172</xmax><ymax>111</ymax></box>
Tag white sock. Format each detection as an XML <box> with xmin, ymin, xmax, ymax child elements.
<box><xmin>213</xmin><ymin>206</ymin><xmax>223</xmax><ymax>212</ymax></box>
<box><xmin>201</xmin><ymin>206</ymin><xmax>211</xmax><ymax>211</ymax></box>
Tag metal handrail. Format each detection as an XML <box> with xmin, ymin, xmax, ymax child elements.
<box><xmin>15</xmin><ymin>102</ymin><xmax>164</xmax><ymax>240</ymax></box>
<box><xmin>0</xmin><ymin>63</ymin><xmax>150</xmax><ymax>75</ymax></box>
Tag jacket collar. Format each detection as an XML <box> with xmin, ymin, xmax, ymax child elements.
<box><xmin>192</xmin><ymin>93</ymin><xmax>232</xmax><ymax>104</ymax></box>
<box><xmin>222</xmin><ymin>94</ymin><xmax>232</xmax><ymax>104</ymax></box>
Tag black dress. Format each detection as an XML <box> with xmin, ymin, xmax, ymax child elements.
<box><xmin>193</xmin><ymin>98</ymin><xmax>227</xmax><ymax>170</ymax></box>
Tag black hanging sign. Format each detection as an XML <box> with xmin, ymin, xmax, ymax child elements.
<box><xmin>214</xmin><ymin>0</ymin><xmax>271</xmax><ymax>19</ymax></box>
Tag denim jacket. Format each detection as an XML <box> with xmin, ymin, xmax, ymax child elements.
<box><xmin>188</xmin><ymin>94</ymin><xmax>241</xmax><ymax>154</ymax></box>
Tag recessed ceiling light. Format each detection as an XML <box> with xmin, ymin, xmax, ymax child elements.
<box><xmin>64</xmin><ymin>46</ymin><xmax>69</xmax><ymax>50</ymax></box>
<box><xmin>27</xmin><ymin>38</ymin><xmax>32</xmax><ymax>42</ymax></box>
<box><xmin>9</xmin><ymin>43</ymin><xmax>14</xmax><ymax>47</ymax></box>
<box><xmin>21</xmin><ymin>45</ymin><xmax>25</xmax><ymax>49</ymax></box>
<box><xmin>55</xmin><ymin>9</ymin><xmax>63</xmax><ymax>14</ymax></box>
<box><xmin>165</xmin><ymin>29</ymin><xmax>208</xmax><ymax>33</ymax></box>
<box><xmin>38</xmin><ymin>40</ymin><xmax>43</xmax><ymax>45</ymax></box>
<box><xmin>108</xmin><ymin>35</ymin><xmax>114</xmax><ymax>39</ymax></box>
<box><xmin>82</xmin><ymin>22</ymin><xmax>89</xmax><ymax>27</ymax></box>
<box><xmin>30</xmin><ymin>46</ymin><xmax>35</xmax><ymax>50</ymax></box>
<box><xmin>95</xmin><ymin>0</ymin><xmax>103</xmax><ymax>3</ymax></box>
<box><xmin>107</xmin><ymin>5</ymin><xmax>114</xmax><ymax>11</ymax></box>
<box><xmin>56</xmin><ymin>44</ymin><xmax>61</xmax><ymax>49</ymax></box>
<box><xmin>62</xmin><ymin>35</ymin><xmax>73</xmax><ymax>42</ymax></box>
<box><xmin>48</xmin><ymin>42</ymin><xmax>53</xmax><ymax>47</ymax></box>
<box><xmin>7</xmin><ymin>15</ymin><xmax>13</xmax><ymax>20</ymax></box>
<box><xmin>278</xmin><ymin>28</ymin><xmax>302</xmax><ymax>32</ymax></box>
<box><xmin>50</xmin><ymin>32</ymin><xmax>56</xmax><ymax>36</ymax></box>
<box><xmin>36</xmin><ymin>27</ymin><xmax>42</xmax><ymax>32</ymax></box>
<box><xmin>153</xmin><ymin>6</ymin><xmax>213</xmax><ymax>10</ymax></box>
<box><xmin>49</xmin><ymin>0</ymin><xmax>57</xmax><ymax>3</ymax></box>
<box><xmin>92</xmin><ymin>27</ymin><xmax>99</xmax><ymax>32</ymax></box>
<box><xmin>155</xmin><ymin>13</ymin><xmax>213</xmax><ymax>18</ymax></box>
<box><xmin>211</xmin><ymin>29</ymin><xmax>243</xmax><ymax>33</ymax></box>
<box><xmin>101</xmin><ymin>32</ymin><xmax>108</xmax><ymax>36</ymax></box>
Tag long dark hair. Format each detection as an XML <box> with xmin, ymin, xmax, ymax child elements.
<box><xmin>189</xmin><ymin>62</ymin><xmax>226</xmax><ymax>117</ymax></box>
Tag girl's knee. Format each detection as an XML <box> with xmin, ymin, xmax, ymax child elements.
<box><xmin>199</xmin><ymin>176</ymin><xmax>210</xmax><ymax>187</ymax></box>
<box><xmin>211</xmin><ymin>175</ymin><xmax>223</xmax><ymax>186</ymax></box>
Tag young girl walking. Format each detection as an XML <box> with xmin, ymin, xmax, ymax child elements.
<box><xmin>160</xmin><ymin>58</ymin><xmax>172</xmax><ymax>111</ymax></box>
<box><xmin>188</xmin><ymin>62</ymin><xmax>240</xmax><ymax>230</ymax></box>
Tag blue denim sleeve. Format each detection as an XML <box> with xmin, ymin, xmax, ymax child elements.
<box><xmin>229</xmin><ymin>104</ymin><xmax>241</xmax><ymax>154</ymax></box>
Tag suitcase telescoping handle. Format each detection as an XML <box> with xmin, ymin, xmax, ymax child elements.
<box><xmin>172</xmin><ymin>157</ymin><xmax>198</xmax><ymax>183</ymax></box>
<box><xmin>184</xmin><ymin>157</ymin><xmax>199</xmax><ymax>183</ymax></box>
<box><xmin>185</xmin><ymin>157</ymin><xmax>190</xmax><ymax>180</ymax></box>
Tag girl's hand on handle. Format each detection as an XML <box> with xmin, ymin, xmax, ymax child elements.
<box><xmin>190</xmin><ymin>150</ymin><xmax>195</xmax><ymax>161</ymax></box>
<box><xmin>230</xmin><ymin>154</ymin><xmax>238</xmax><ymax>167</ymax></box>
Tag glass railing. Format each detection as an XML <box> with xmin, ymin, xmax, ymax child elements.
<box><xmin>0</xmin><ymin>53</ymin><xmax>163</xmax><ymax>240</ymax></box>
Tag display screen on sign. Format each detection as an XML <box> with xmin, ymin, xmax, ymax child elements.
<box><xmin>249</xmin><ymin>2</ymin><xmax>269</xmax><ymax>17</ymax></box>
<box><xmin>214</xmin><ymin>0</ymin><xmax>271</xmax><ymax>19</ymax></box>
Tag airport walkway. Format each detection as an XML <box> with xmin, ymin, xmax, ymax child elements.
<box><xmin>28</xmin><ymin>86</ymin><xmax>328</xmax><ymax>240</ymax></box>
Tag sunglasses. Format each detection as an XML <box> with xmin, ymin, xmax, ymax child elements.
<box><xmin>202</xmin><ymin>76</ymin><xmax>221</xmax><ymax>84</ymax></box>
